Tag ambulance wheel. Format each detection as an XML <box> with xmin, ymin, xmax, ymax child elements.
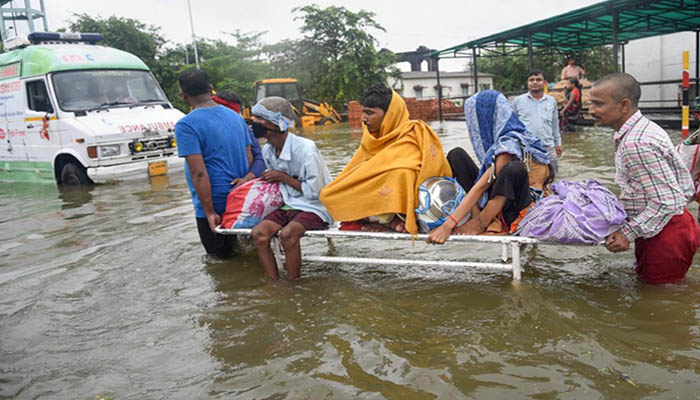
<box><xmin>60</xmin><ymin>162</ymin><xmax>92</xmax><ymax>185</ymax></box>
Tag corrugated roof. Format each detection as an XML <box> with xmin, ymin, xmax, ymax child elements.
<box><xmin>434</xmin><ymin>0</ymin><xmax>700</xmax><ymax>56</ymax></box>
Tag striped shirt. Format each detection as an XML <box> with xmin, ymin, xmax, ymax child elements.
<box><xmin>614</xmin><ymin>111</ymin><xmax>694</xmax><ymax>240</ymax></box>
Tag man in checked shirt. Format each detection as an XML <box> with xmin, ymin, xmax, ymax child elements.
<box><xmin>590</xmin><ymin>73</ymin><xmax>700</xmax><ymax>284</ymax></box>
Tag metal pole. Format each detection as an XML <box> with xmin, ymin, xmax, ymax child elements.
<box><xmin>186</xmin><ymin>0</ymin><xmax>200</xmax><ymax>69</ymax></box>
<box><xmin>436</xmin><ymin>57</ymin><xmax>443</xmax><ymax>122</ymax></box>
<box><xmin>24</xmin><ymin>0</ymin><xmax>34</xmax><ymax>33</ymax></box>
<box><xmin>39</xmin><ymin>0</ymin><xmax>48</xmax><ymax>30</ymax></box>
<box><xmin>682</xmin><ymin>51</ymin><xmax>690</xmax><ymax>138</ymax></box>
<box><xmin>473</xmin><ymin>47</ymin><xmax>479</xmax><ymax>95</ymax></box>
<box><xmin>528</xmin><ymin>34</ymin><xmax>534</xmax><ymax>71</ymax></box>
<box><xmin>612</xmin><ymin>12</ymin><xmax>619</xmax><ymax>73</ymax></box>
<box><xmin>621</xmin><ymin>43</ymin><xmax>626</xmax><ymax>73</ymax></box>
<box><xmin>695</xmin><ymin>30</ymin><xmax>700</xmax><ymax>101</ymax></box>
<box><xmin>0</xmin><ymin>15</ymin><xmax>7</xmax><ymax>41</ymax></box>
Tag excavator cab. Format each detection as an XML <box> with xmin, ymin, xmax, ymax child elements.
<box><xmin>254</xmin><ymin>79</ymin><xmax>304</xmax><ymax>114</ymax></box>
<box><xmin>253</xmin><ymin>78</ymin><xmax>341</xmax><ymax>128</ymax></box>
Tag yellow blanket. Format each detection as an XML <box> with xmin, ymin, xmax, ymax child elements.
<box><xmin>320</xmin><ymin>91</ymin><xmax>452</xmax><ymax>234</ymax></box>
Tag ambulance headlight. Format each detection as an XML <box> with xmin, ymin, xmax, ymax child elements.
<box><xmin>130</xmin><ymin>140</ymin><xmax>144</xmax><ymax>153</ymax></box>
<box><xmin>99</xmin><ymin>144</ymin><xmax>121</xmax><ymax>157</ymax></box>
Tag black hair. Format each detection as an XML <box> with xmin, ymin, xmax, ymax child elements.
<box><xmin>568</xmin><ymin>78</ymin><xmax>582</xmax><ymax>91</ymax></box>
<box><xmin>215</xmin><ymin>90</ymin><xmax>242</xmax><ymax>105</ymax></box>
<box><xmin>178</xmin><ymin>69</ymin><xmax>210</xmax><ymax>96</ymax></box>
<box><xmin>360</xmin><ymin>83</ymin><xmax>392</xmax><ymax>112</ymax></box>
<box><xmin>593</xmin><ymin>73</ymin><xmax>641</xmax><ymax>107</ymax></box>
<box><xmin>527</xmin><ymin>69</ymin><xmax>546</xmax><ymax>80</ymax></box>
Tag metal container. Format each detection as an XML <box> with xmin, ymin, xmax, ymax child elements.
<box><xmin>415</xmin><ymin>176</ymin><xmax>465</xmax><ymax>233</ymax></box>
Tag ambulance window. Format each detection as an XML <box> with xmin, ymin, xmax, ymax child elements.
<box><xmin>26</xmin><ymin>80</ymin><xmax>54</xmax><ymax>113</ymax></box>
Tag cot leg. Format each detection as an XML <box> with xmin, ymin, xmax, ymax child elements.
<box><xmin>501</xmin><ymin>243</ymin><xmax>509</xmax><ymax>262</ymax></box>
<box><xmin>271</xmin><ymin>237</ymin><xmax>284</xmax><ymax>272</ymax></box>
<box><xmin>326</xmin><ymin>237</ymin><xmax>336</xmax><ymax>256</ymax></box>
<box><xmin>511</xmin><ymin>242</ymin><xmax>522</xmax><ymax>280</ymax></box>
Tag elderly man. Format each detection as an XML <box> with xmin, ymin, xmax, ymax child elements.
<box><xmin>590</xmin><ymin>72</ymin><xmax>700</xmax><ymax>284</ymax></box>
<box><xmin>249</xmin><ymin>97</ymin><xmax>332</xmax><ymax>280</ymax></box>
<box><xmin>513</xmin><ymin>69</ymin><xmax>562</xmax><ymax>175</ymax></box>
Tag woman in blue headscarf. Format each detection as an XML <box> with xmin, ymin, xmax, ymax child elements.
<box><xmin>428</xmin><ymin>90</ymin><xmax>552</xmax><ymax>244</ymax></box>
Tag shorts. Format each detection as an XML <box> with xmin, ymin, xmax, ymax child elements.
<box><xmin>264</xmin><ymin>209</ymin><xmax>328</xmax><ymax>231</ymax></box>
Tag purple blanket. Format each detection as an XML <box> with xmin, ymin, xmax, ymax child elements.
<box><xmin>515</xmin><ymin>179</ymin><xmax>627</xmax><ymax>243</ymax></box>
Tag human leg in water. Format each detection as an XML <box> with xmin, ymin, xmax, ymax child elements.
<box><xmin>252</xmin><ymin>219</ymin><xmax>284</xmax><ymax>279</ymax></box>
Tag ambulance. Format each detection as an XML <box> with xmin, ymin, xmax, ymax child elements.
<box><xmin>0</xmin><ymin>32</ymin><xmax>186</xmax><ymax>184</ymax></box>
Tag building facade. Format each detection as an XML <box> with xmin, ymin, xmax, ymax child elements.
<box><xmin>625</xmin><ymin>31</ymin><xmax>698</xmax><ymax>108</ymax></box>
<box><xmin>389</xmin><ymin>71</ymin><xmax>494</xmax><ymax>101</ymax></box>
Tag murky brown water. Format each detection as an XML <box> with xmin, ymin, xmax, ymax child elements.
<box><xmin>1</xmin><ymin>121</ymin><xmax>699</xmax><ymax>399</ymax></box>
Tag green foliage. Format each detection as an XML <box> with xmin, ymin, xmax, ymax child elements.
<box><xmin>67</xmin><ymin>14</ymin><xmax>270</xmax><ymax>112</ymax></box>
<box><xmin>68</xmin><ymin>14</ymin><xmax>164</xmax><ymax>67</ymax></box>
<box><xmin>63</xmin><ymin>7</ymin><xmax>399</xmax><ymax>111</ymax></box>
<box><xmin>477</xmin><ymin>46</ymin><xmax>614</xmax><ymax>92</ymax></box>
<box><xmin>265</xmin><ymin>5</ymin><xmax>400</xmax><ymax>108</ymax></box>
<box><xmin>196</xmin><ymin>32</ymin><xmax>271</xmax><ymax>105</ymax></box>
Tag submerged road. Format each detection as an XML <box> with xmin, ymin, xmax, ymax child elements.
<box><xmin>1</xmin><ymin>121</ymin><xmax>699</xmax><ymax>398</ymax></box>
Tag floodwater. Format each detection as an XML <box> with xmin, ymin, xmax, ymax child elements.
<box><xmin>1</xmin><ymin>121</ymin><xmax>699</xmax><ymax>399</ymax></box>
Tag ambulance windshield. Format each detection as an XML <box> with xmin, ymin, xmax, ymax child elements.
<box><xmin>52</xmin><ymin>70</ymin><xmax>167</xmax><ymax>112</ymax></box>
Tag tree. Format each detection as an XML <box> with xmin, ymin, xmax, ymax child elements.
<box><xmin>68</xmin><ymin>14</ymin><xmax>164</xmax><ymax>68</ymax></box>
<box><xmin>65</xmin><ymin>8</ymin><xmax>400</xmax><ymax>111</ymax></box>
<box><xmin>476</xmin><ymin>46</ymin><xmax>614</xmax><ymax>93</ymax></box>
<box><xmin>266</xmin><ymin>5</ymin><xmax>400</xmax><ymax>108</ymax></box>
<box><xmin>196</xmin><ymin>32</ymin><xmax>271</xmax><ymax>105</ymax></box>
<box><xmin>67</xmin><ymin>14</ymin><xmax>270</xmax><ymax>112</ymax></box>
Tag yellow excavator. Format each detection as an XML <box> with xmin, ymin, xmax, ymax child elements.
<box><xmin>253</xmin><ymin>78</ymin><xmax>342</xmax><ymax>128</ymax></box>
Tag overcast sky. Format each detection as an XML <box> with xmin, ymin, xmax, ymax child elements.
<box><xmin>40</xmin><ymin>0</ymin><xmax>600</xmax><ymax>70</ymax></box>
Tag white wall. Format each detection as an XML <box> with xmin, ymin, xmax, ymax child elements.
<box><xmin>625</xmin><ymin>31</ymin><xmax>698</xmax><ymax>108</ymax></box>
<box><xmin>388</xmin><ymin>75</ymin><xmax>493</xmax><ymax>99</ymax></box>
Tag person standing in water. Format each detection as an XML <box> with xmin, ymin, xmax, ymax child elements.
<box><xmin>590</xmin><ymin>72</ymin><xmax>700</xmax><ymax>284</ymax></box>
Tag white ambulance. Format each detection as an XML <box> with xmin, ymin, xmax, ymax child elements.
<box><xmin>0</xmin><ymin>32</ymin><xmax>185</xmax><ymax>184</ymax></box>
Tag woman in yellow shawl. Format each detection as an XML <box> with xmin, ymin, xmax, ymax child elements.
<box><xmin>320</xmin><ymin>84</ymin><xmax>452</xmax><ymax>234</ymax></box>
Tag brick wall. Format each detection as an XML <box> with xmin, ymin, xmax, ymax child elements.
<box><xmin>404</xmin><ymin>98</ymin><xmax>462</xmax><ymax>122</ymax></box>
<box><xmin>347</xmin><ymin>100</ymin><xmax>363</xmax><ymax>128</ymax></box>
<box><xmin>347</xmin><ymin>98</ymin><xmax>462</xmax><ymax>128</ymax></box>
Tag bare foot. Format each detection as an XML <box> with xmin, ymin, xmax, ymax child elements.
<box><xmin>453</xmin><ymin>218</ymin><xmax>485</xmax><ymax>235</ymax></box>
<box><xmin>389</xmin><ymin>216</ymin><xmax>407</xmax><ymax>233</ymax></box>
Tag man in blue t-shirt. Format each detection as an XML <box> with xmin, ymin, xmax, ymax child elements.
<box><xmin>175</xmin><ymin>69</ymin><xmax>253</xmax><ymax>258</ymax></box>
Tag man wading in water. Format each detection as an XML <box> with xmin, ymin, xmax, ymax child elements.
<box><xmin>590</xmin><ymin>72</ymin><xmax>700</xmax><ymax>283</ymax></box>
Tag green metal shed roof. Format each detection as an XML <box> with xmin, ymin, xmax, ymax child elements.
<box><xmin>434</xmin><ymin>0</ymin><xmax>700</xmax><ymax>56</ymax></box>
